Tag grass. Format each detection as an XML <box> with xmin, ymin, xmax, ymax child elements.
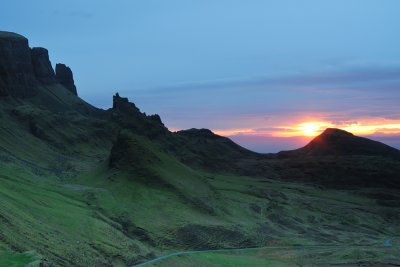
<box><xmin>0</xmin><ymin>31</ymin><xmax>26</xmax><ymax>39</ymax></box>
<box><xmin>1</xmin><ymin>136</ymin><xmax>399</xmax><ymax>266</ymax></box>
<box><xmin>145</xmin><ymin>246</ymin><xmax>400</xmax><ymax>267</ymax></box>
<box><xmin>2</xmin><ymin>136</ymin><xmax>398</xmax><ymax>266</ymax></box>
<box><xmin>0</xmin><ymin>251</ymin><xmax>41</xmax><ymax>267</ymax></box>
<box><xmin>0</xmin><ymin>163</ymin><xmax>156</xmax><ymax>266</ymax></box>
<box><xmin>0</xmin><ymin>97</ymin><xmax>399</xmax><ymax>266</ymax></box>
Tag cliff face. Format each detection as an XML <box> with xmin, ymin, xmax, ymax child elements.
<box><xmin>55</xmin><ymin>63</ymin><xmax>77</xmax><ymax>95</ymax></box>
<box><xmin>0</xmin><ymin>31</ymin><xmax>77</xmax><ymax>97</ymax></box>
<box><xmin>0</xmin><ymin>32</ymin><xmax>37</xmax><ymax>97</ymax></box>
<box><xmin>31</xmin><ymin>47</ymin><xmax>57</xmax><ymax>84</ymax></box>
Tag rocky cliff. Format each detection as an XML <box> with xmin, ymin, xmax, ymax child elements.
<box><xmin>0</xmin><ymin>31</ymin><xmax>77</xmax><ymax>97</ymax></box>
<box><xmin>0</xmin><ymin>32</ymin><xmax>37</xmax><ymax>97</ymax></box>
<box><xmin>55</xmin><ymin>63</ymin><xmax>77</xmax><ymax>95</ymax></box>
<box><xmin>31</xmin><ymin>47</ymin><xmax>57</xmax><ymax>84</ymax></box>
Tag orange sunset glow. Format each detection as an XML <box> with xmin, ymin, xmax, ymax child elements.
<box><xmin>213</xmin><ymin>118</ymin><xmax>400</xmax><ymax>138</ymax></box>
<box><xmin>299</xmin><ymin>122</ymin><xmax>326</xmax><ymax>137</ymax></box>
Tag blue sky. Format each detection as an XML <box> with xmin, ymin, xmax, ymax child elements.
<box><xmin>2</xmin><ymin>1</ymin><xmax>400</xmax><ymax>152</ymax></box>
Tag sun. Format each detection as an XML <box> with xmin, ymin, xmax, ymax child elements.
<box><xmin>300</xmin><ymin>123</ymin><xmax>320</xmax><ymax>136</ymax></box>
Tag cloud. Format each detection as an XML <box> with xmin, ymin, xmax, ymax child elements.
<box><xmin>130</xmin><ymin>65</ymin><xmax>400</xmax><ymax>124</ymax></box>
<box><xmin>123</xmin><ymin>64</ymin><xmax>400</xmax><ymax>153</ymax></box>
<box><xmin>133</xmin><ymin>65</ymin><xmax>400</xmax><ymax>95</ymax></box>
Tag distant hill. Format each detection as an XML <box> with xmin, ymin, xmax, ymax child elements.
<box><xmin>247</xmin><ymin>128</ymin><xmax>400</xmax><ymax>189</ymax></box>
<box><xmin>278</xmin><ymin>128</ymin><xmax>400</xmax><ymax>158</ymax></box>
<box><xmin>171</xmin><ymin>128</ymin><xmax>257</xmax><ymax>171</ymax></box>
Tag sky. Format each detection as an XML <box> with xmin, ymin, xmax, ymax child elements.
<box><xmin>2</xmin><ymin>0</ymin><xmax>400</xmax><ymax>152</ymax></box>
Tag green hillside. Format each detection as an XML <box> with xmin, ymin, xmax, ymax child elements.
<box><xmin>0</xmin><ymin>31</ymin><xmax>399</xmax><ymax>266</ymax></box>
<box><xmin>1</xmin><ymin>109</ymin><xmax>399</xmax><ymax>265</ymax></box>
<box><xmin>144</xmin><ymin>246</ymin><xmax>400</xmax><ymax>267</ymax></box>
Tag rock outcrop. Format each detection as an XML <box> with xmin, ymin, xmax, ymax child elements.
<box><xmin>31</xmin><ymin>47</ymin><xmax>56</xmax><ymax>84</ymax></box>
<box><xmin>112</xmin><ymin>93</ymin><xmax>140</xmax><ymax>111</ymax></box>
<box><xmin>0</xmin><ymin>31</ymin><xmax>37</xmax><ymax>97</ymax></box>
<box><xmin>0</xmin><ymin>31</ymin><xmax>77</xmax><ymax>97</ymax></box>
<box><xmin>111</xmin><ymin>93</ymin><xmax>168</xmax><ymax>138</ymax></box>
<box><xmin>55</xmin><ymin>63</ymin><xmax>77</xmax><ymax>95</ymax></box>
<box><xmin>109</xmin><ymin>130</ymin><xmax>160</xmax><ymax>168</ymax></box>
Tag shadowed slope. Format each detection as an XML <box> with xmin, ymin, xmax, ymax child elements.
<box><xmin>171</xmin><ymin>128</ymin><xmax>258</xmax><ymax>172</ymax></box>
<box><xmin>254</xmin><ymin>129</ymin><xmax>400</xmax><ymax>189</ymax></box>
<box><xmin>278</xmin><ymin>128</ymin><xmax>400</xmax><ymax>158</ymax></box>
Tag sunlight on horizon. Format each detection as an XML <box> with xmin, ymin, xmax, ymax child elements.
<box><xmin>299</xmin><ymin>122</ymin><xmax>326</xmax><ymax>137</ymax></box>
<box><xmin>211</xmin><ymin>119</ymin><xmax>400</xmax><ymax>139</ymax></box>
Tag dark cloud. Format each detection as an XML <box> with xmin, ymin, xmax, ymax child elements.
<box><xmin>135</xmin><ymin>65</ymin><xmax>400</xmax><ymax>95</ymax></box>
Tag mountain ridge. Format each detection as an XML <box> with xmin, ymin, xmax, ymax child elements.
<box><xmin>0</xmin><ymin>31</ymin><xmax>77</xmax><ymax>98</ymax></box>
<box><xmin>2</xmin><ymin>31</ymin><xmax>398</xmax><ymax>160</ymax></box>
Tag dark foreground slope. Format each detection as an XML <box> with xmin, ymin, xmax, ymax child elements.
<box><xmin>279</xmin><ymin>128</ymin><xmax>400</xmax><ymax>158</ymax></box>
<box><xmin>0</xmin><ymin>32</ymin><xmax>399</xmax><ymax>266</ymax></box>
<box><xmin>171</xmin><ymin>127</ymin><xmax>400</xmax><ymax>189</ymax></box>
<box><xmin>270</xmin><ymin>129</ymin><xmax>400</xmax><ymax>189</ymax></box>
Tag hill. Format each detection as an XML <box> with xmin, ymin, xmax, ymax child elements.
<box><xmin>279</xmin><ymin>128</ymin><xmax>400</xmax><ymax>158</ymax></box>
<box><xmin>0</xmin><ymin>31</ymin><xmax>399</xmax><ymax>266</ymax></box>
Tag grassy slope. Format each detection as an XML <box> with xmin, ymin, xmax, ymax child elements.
<box><xmin>0</xmin><ymin>162</ymin><xmax>155</xmax><ymax>266</ymax></box>
<box><xmin>0</xmin><ymin>251</ymin><xmax>41</xmax><ymax>267</ymax></box>
<box><xmin>1</xmin><ymin>143</ymin><xmax>399</xmax><ymax>266</ymax></box>
<box><xmin>0</xmin><ymin>102</ymin><xmax>149</xmax><ymax>266</ymax></box>
<box><xmin>147</xmin><ymin>246</ymin><xmax>400</xmax><ymax>267</ymax></box>
<box><xmin>0</xmin><ymin>98</ymin><xmax>399</xmax><ymax>266</ymax></box>
<box><xmin>78</xmin><ymin>134</ymin><xmax>399</xmax><ymax>265</ymax></box>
